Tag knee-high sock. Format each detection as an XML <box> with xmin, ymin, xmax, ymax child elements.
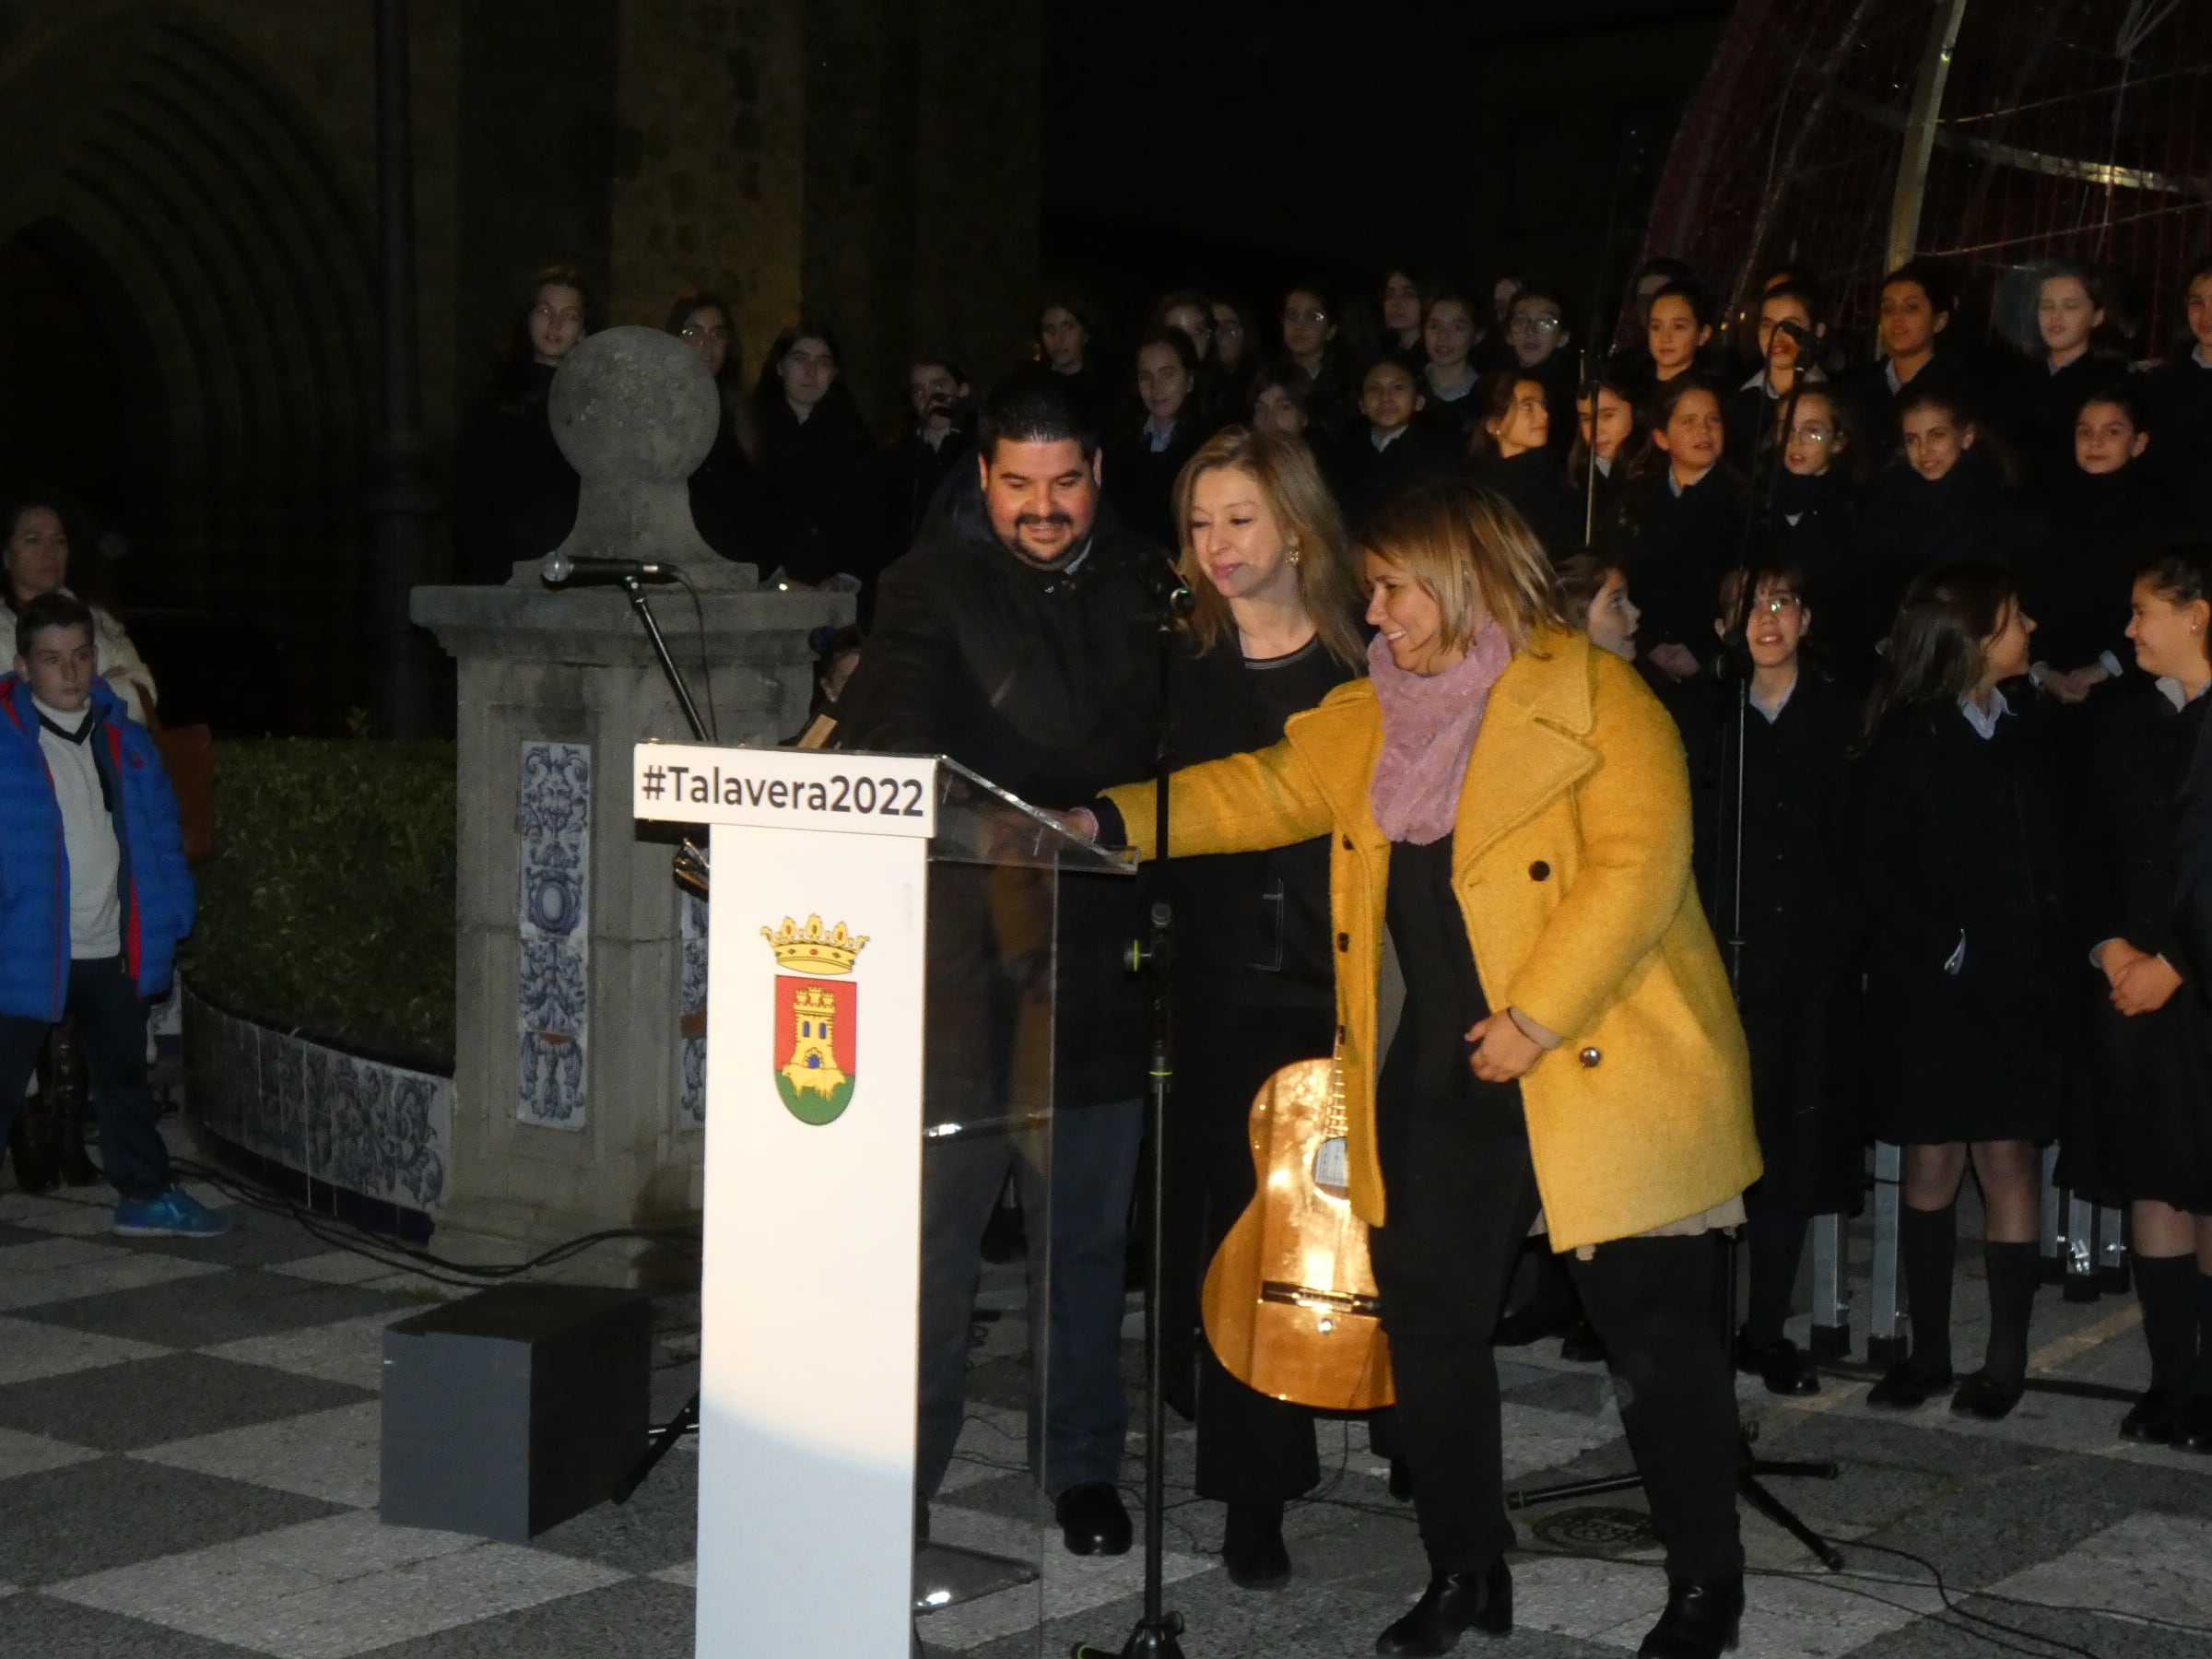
<box><xmin>1900</xmin><ymin>1205</ymin><xmax>1957</xmax><ymax>1375</ymax></box>
<box><xmin>1981</xmin><ymin>1241</ymin><xmax>2041</xmax><ymax>1389</ymax></box>
<box><xmin>2194</xmin><ymin>1268</ymin><xmax>2212</xmax><ymax>1397</ymax></box>
<box><xmin>1744</xmin><ymin>1208</ymin><xmax>1811</xmax><ymax>1351</ymax></box>
<box><xmin>2135</xmin><ymin>1253</ymin><xmax>2197</xmax><ymax>1394</ymax></box>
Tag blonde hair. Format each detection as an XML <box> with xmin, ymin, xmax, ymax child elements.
<box><xmin>1171</xmin><ymin>427</ymin><xmax>1365</xmax><ymax>669</ymax></box>
<box><xmin>1359</xmin><ymin>478</ymin><xmax>1566</xmax><ymax>655</ymax></box>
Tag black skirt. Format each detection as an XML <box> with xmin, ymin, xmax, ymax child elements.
<box><xmin>2090</xmin><ymin>991</ymin><xmax>2212</xmax><ymax>1213</ymax></box>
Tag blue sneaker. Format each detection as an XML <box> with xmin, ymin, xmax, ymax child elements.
<box><xmin>112</xmin><ymin>1186</ymin><xmax>234</xmax><ymax>1239</ymax></box>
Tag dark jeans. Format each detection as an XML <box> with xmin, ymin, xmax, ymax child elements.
<box><xmin>916</xmin><ymin>1096</ymin><xmax>1144</xmax><ymax>1498</ymax></box>
<box><xmin>1368</xmin><ymin>1100</ymin><xmax>1744</xmax><ymax>1583</ymax></box>
<box><xmin>0</xmin><ymin>957</ymin><xmax>172</xmax><ymax>1202</ymax></box>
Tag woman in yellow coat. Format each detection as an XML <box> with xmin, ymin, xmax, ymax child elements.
<box><xmin>1080</xmin><ymin>480</ymin><xmax>1759</xmax><ymax>1659</ymax></box>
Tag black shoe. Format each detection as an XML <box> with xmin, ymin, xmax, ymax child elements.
<box><xmin>1866</xmin><ymin>1360</ymin><xmax>1953</xmax><ymax>1409</ymax></box>
<box><xmin>1492</xmin><ymin>1303</ymin><xmax>1573</xmax><ymax>1347</ymax></box>
<box><xmin>1559</xmin><ymin>1320</ymin><xmax>1606</xmax><ymax>1364</ymax></box>
<box><xmin>1374</xmin><ymin>1562</ymin><xmax>1512</xmax><ymax>1654</ymax></box>
<box><xmin>2175</xmin><ymin>1397</ymin><xmax>2212</xmax><ymax>1453</ymax></box>
<box><xmin>1734</xmin><ymin>1333</ymin><xmax>1819</xmax><ymax>1397</ymax></box>
<box><xmin>1053</xmin><ymin>1481</ymin><xmax>1132</xmax><ymax>1556</ymax></box>
<box><xmin>1949</xmin><ymin>1370</ymin><xmax>2024</xmax><ymax>1421</ymax></box>
<box><xmin>2120</xmin><ymin>1387</ymin><xmax>2186</xmax><ymax>1443</ymax></box>
<box><xmin>1637</xmin><ymin>1575</ymin><xmax>1744</xmax><ymax>1658</ymax></box>
<box><xmin>1222</xmin><ymin>1500</ymin><xmax>1291</xmax><ymax>1590</ymax></box>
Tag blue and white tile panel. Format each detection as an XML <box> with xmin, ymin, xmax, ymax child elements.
<box><xmin>182</xmin><ymin>984</ymin><xmax>452</xmax><ymax>1210</ymax></box>
<box><xmin>516</xmin><ymin>740</ymin><xmax>591</xmax><ymax>1129</ymax></box>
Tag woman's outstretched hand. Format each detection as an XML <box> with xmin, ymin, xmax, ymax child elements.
<box><xmin>1466</xmin><ymin>1012</ymin><xmax>1543</xmax><ymax>1082</ymax></box>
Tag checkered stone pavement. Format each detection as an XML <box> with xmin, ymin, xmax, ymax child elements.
<box><xmin>4</xmin><ymin>1170</ymin><xmax>2211</xmax><ymax>1658</ymax></box>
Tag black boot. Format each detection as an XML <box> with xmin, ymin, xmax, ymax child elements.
<box><xmin>46</xmin><ymin>1019</ymin><xmax>98</xmax><ymax>1187</ymax></box>
<box><xmin>1222</xmin><ymin>1499</ymin><xmax>1290</xmax><ymax>1589</ymax></box>
<box><xmin>2127</xmin><ymin>1254</ymin><xmax>2196</xmax><ymax>1441</ymax></box>
<box><xmin>1374</xmin><ymin>1562</ymin><xmax>1512</xmax><ymax>1654</ymax></box>
<box><xmin>1898</xmin><ymin>1203</ymin><xmax>1957</xmax><ymax>1374</ymax></box>
<box><xmin>1636</xmin><ymin>1575</ymin><xmax>1744</xmax><ymax>1659</ymax></box>
<box><xmin>1954</xmin><ymin>1241</ymin><xmax>2039</xmax><ymax>1419</ymax></box>
<box><xmin>8</xmin><ymin>1054</ymin><xmax>58</xmax><ymax>1195</ymax></box>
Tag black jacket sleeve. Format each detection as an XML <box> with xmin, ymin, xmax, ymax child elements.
<box><xmin>833</xmin><ymin>558</ymin><xmax>956</xmax><ymax>754</ymax></box>
<box><xmin>2172</xmin><ymin>699</ymin><xmax>2212</xmax><ymax>979</ymax></box>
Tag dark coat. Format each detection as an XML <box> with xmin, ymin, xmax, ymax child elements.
<box><xmin>2148</xmin><ymin>350</ymin><xmax>2212</xmax><ymax>524</ymax></box>
<box><xmin>1333</xmin><ymin>422</ymin><xmax>1460</xmax><ymax>532</ymax></box>
<box><xmin>2023</xmin><ymin>462</ymin><xmax>2176</xmax><ymax>679</ymax></box>
<box><xmin>836</xmin><ymin>470</ymin><xmax>1169</xmax><ymax>1106</ymax></box>
<box><xmin>686</xmin><ymin>406</ymin><xmax>771</xmax><ymax>566</ymax></box>
<box><xmin>2002</xmin><ymin>350</ymin><xmax>2124</xmax><ymax>494</ymax></box>
<box><xmin>870</xmin><ymin>426</ymin><xmax>975</xmax><ymax>573</ymax></box>
<box><xmin>1840</xmin><ymin>354</ymin><xmax>1979</xmax><ymax>465</ymax></box>
<box><xmin>1866</xmin><ymin>448</ymin><xmax>2039</xmax><ymax>582</ymax></box>
<box><xmin>1104</xmin><ymin>417</ymin><xmax>1207</xmax><ymax>552</ymax></box>
<box><xmin>1856</xmin><ymin>693</ymin><xmax>2072</xmax><ymax>1145</ymax></box>
<box><xmin>1761</xmin><ymin>471</ymin><xmax>1888</xmax><ymax>682</ymax></box>
<box><xmin>2076</xmin><ymin>682</ymin><xmax>2212</xmax><ymax>1209</ymax></box>
<box><xmin>1469</xmin><ymin>448</ymin><xmax>1582</xmax><ymax>559</ymax></box>
<box><xmin>753</xmin><ymin>392</ymin><xmax>876</xmax><ymax>586</ymax></box>
<box><xmin>1685</xmin><ymin>669</ymin><xmax>1866</xmax><ymax>1212</ymax></box>
<box><xmin>1618</xmin><ymin>465</ymin><xmax>1747</xmax><ymax>669</ymax></box>
<box><xmin>451</xmin><ymin>363</ymin><xmax>579</xmax><ymax>583</ymax></box>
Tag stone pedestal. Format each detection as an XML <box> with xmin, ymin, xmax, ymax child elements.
<box><xmin>410</xmin><ymin>325</ymin><xmax>851</xmax><ymax>1278</ymax></box>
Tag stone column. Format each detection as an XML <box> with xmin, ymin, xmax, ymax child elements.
<box><xmin>412</xmin><ymin>327</ymin><xmax>849</xmax><ymax>1278</ymax></box>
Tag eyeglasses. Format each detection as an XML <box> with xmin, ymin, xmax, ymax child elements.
<box><xmin>1215</xmin><ymin>319</ymin><xmax>1245</xmax><ymax>336</ymax></box>
<box><xmin>1282</xmin><ymin>307</ymin><xmax>1329</xmax><ymax>325</ymax></box>
<box><xmin>1785</xmin><ymin>423</ymin><xmax>1834</xmax><ymax>444</ymax></box>
<box><xmin>680</xmin><ymin>323</ymin><xmax>730</xmax><ymax>342</ymax></box>
<box><xmin>1751</xmin><ymin>593</ymin><xmax>1804</xmax><ymax>616</ymax></box>
<box><xmin>1507</xmin><ymin>315</ymin><xmax>1563</xmax><ymax>335</ymax></box>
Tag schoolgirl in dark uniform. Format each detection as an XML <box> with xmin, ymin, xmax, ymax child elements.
<box><xmin>2078</xmin><ymin>544</ymin><xmax>2212</xmax><ymax>1448</ymax></box>
<box><xmin>1856</xmin><ymin>563</ymin><xmax>2067</xmax><ymax>1421</ymax></box>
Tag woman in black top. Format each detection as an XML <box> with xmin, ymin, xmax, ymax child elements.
<box><xmin>665</xmin><ymin>290</ymin><xmax>770</xmax><ymax>564</ymax></box>
<box><xmin>1868</xmin><ymin>383</ymin><xmax>2038</xmax><ymax>586</ymax></box>
<box><xmin>451</xmin><ymin>264</ymin><xmax>596</xmax><ymax>583</ymax></box>
<box><xmin>1279</xmin><ymin>283</ymin><xmax>1349</xmax><ymax>437</ymax></box>
<box><xmin>2008</xmin><ymin>265</ymin><xmax>2124</xmax><ymax>490</ymax></box>
<box><xmin>749</xmin><ymin>322</ymin><xmax>875</xmax><ymax>588</ymax></box>
<box><xmin>1159</xmin><ymin>427</ymin><xmax>1368</xmax><ymax>1587</ymax></box>
<box><xmin>1618</xmin><ymin>377</ymin><xmax>1745</xmax><ymax>685</ymax></box>
<box><xmin>1379</xmin><ymin>265</ymin><xmax>1434</xmax><ymax>371</ymax></box>
<box><xmin>1570</xmin><ymin>365</ymin><xmax>1645</xmax><ymax>553</ymax></box>
<box><xmin>1761</xmin><ymin>389</ymin><xmax>1886</xmax><ymax>684</ymax></box>
<box><xmin>1418</xmin><ymin>289</ymin><xmax>1487</xmax><ymax>440</ymax></box>
<box><xmin>1644</xmin><ymin>280</ymin><xmax>1718</xmax><ymax>388</ymax></box>
<box><xmin>2081</xmin><ymin>544</ymin><xmax>2212</xmax><ymax>1448</ymax></box>
<box><xmin>2028</xmin><ymin>383</ymin><xmax>2172</xmax><ymax>706</ymax></box>
<box><xmin>2149</xmin><ymin>256</ymin><xmax>2212</xmax><ymax>524</ymax></box>
<box><xmin>1857</xmin><ymin>562</ymin><xmax>2067</xmax><ymax>1421</ymax></box>
<box><xmin>1693</xmin><ymin>561</ymin><xmax>1865</xmax><ymax>1394</ymax></box>
<box><xmin>1465</xmin><ymin>371</ymin><xmax>1581</xmax><ymax>557</ymax></box>
<box><xmin>1104</xmin><ymin>328</ymin><xmax>1208</xmax><ymax>551</ymax></box>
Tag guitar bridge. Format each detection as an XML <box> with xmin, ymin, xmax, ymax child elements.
<box><xmin>1259</xmin><ymin>1281</ymin><xmax>1381</xmax><ymax>1319</ymax></box>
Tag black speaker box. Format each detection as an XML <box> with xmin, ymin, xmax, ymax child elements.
<box><xmin>379</xmin><ymin>1283</ymin><xmax>652</xmax><ymax>1541</ymax></box>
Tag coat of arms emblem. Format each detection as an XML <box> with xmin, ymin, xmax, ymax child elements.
<box><xmin>760</xmin><ymin>914</ymin><xmax>866</xmax><ymax>1124</ymax></box>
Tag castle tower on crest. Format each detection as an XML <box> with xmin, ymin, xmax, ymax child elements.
<box><xmin>781</xmin><ymin>984</ymin><xmax>847</xmax><ymax>1100</ymax></box>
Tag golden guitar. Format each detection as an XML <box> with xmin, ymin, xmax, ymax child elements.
<box><xmin>1201</xmin><ymin>1058</ymin><xmax>1394</xmax><ymax>1412</ymax></box>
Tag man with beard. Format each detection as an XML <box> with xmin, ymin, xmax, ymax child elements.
<box><xmin>837</xmin><ymin>367</ymin><xmax>1167</xmax><ymax>1557</ymax></box>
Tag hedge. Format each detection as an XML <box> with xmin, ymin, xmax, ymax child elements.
<box><xmin>183</xmin><ymin>732</ymin><xmax>456</xmax><ymax>1066</ymax></box>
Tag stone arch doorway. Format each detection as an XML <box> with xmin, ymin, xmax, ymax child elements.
<box><xmin>0</xmin><ymin>6</ymin><xmax>376</xmax><ymax>728</ymax></box>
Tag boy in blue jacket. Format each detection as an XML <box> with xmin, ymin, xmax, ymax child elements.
<box><xmin>0</xmin><ymin>592</ymin><xmax>228</xmax><ymax>1236</ymax></box>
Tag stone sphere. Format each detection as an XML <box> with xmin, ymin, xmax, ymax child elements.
<box><xmin>547</xmin><ymin>325</ymin><xmax>719</xmax><ymax>483</ymax></box>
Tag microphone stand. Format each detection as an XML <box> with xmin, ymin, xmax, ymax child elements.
<box><xmin>1508</xmin><ymin>361</ymin><xmax>1844</xmax><ymax>1571</ymax></box>
<box><xmin>1076</xmin><ymin>574</ymin><xmax>1193</xmax><ymax>1659</ymax></box>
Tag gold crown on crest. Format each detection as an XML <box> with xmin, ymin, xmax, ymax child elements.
<box><xmin>760</xmin><ymin>914</ymin><xmax>868</xmax><ymax>974</ymax></box>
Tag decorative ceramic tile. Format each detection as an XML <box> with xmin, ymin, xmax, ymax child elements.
<box><xmin>182</xmin><ymin>990</ymin><xmax>451</xmax><ymax>1215</ymax></box>
<box><xmin>677</xmin><ymin>892</ymin><xmax>708</xmax><ymax>1129</ymax></box>
<box><xmin>516</xmin><ymin>741</ymin><xmax>591</xmax><ymax>1129</ymax></box>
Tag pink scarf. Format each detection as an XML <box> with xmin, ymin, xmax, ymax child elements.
<box><xmin>1366</xmin><ymin>622</ymin><xmax>1513</xmax><ymax>845</ymax></box>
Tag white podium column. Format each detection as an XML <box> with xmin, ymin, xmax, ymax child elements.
<box><xmin>634</xmin><ymin>744</ymin><xmax>939</xmax><ymax>1656</ymax></box>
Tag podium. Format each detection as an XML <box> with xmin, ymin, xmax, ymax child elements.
<box><xmin>632</xmin><ymin>741</ymin><xmax>1134</xmax><ymax>1656</ymax></box>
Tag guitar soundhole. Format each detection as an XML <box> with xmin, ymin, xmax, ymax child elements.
<box><xmin>1312</xmin><ymin>1136</ymin><xmax>1349</xmax><ymax>1199</ymax></box>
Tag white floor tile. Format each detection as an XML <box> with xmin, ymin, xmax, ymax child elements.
<box><xmin>49</xmin><ymin>1511</ymin><xmax>627</xmax><ymax>1657</ymax></box>
<box><xmin>0</xmin><ymin>1425</ymin><xmax>102</xmax><ymax>1482</ymax></box>
<box><xmin>265</xmin><ymin>1252</ymin><xmax>405</xmax><ymax>1288</ymax></box>
<box><xmin>0</xmin><ymin>1194</ymin><xmax>118</xmax><ymax>1237</ymax></box>
<box><xmin>206</xmin><ymin>1315</ymin><xmax>410</xmax><ymax>1392</ymax></box>
<box><xmin>1988</xmin><ymin>1512</ymin><xmax>2212</xmax><ymax>1630</ymax></box>
<box><xmin>0</xmin><ymin>1314</ymin><xmax>169</xmax><ymax>1384</ymax></box>
<box><xmin>651</xmin><ymin>1561</ymin><xmax>697</xmax><ymax>1587</ymax></box>
<box><xmin>135</xmin><ymin>1403</ymin><xmax>383</xmax><ymax>1508</ymax></box>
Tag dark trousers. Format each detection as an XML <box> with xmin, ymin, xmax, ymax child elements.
<box><xmin>1368</xmin><ymin>1101</ymin><xmax>1744</xmax><ymax>1583</ymax></box>
<box><xmin>915</xmin><ymin>1096</ymin><xmax>1143</xmax><ymax>1498</ymax></box>
<box><xmin>0</xmin><ymin>957</ymin><xmax>171</xmax><ymax>1202</ymax></box>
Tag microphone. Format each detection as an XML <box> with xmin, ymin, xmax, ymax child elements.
<box><xmin>1136</xmin><ymin>554</ymin><xmax>1195</xmax><ymax>618</ymax></box>
<box><xmin>540</xmin><ymin>550</ymin><xmax>679</xmax><ymax>586</ymax></box>
<box><xmin>1769</xmin><ymin>318</ymin><xmax>1819</xmax><ymax>348</ymax></box>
